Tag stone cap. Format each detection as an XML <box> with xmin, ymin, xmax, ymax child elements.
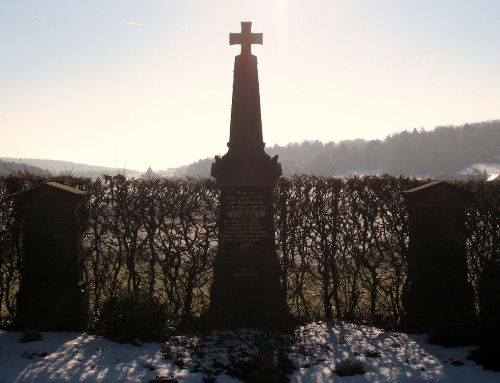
<box><xmin>14</xmin><ymin>182</ymin><xmax>88</xmax><ymax>204</ymax></box>
<box><xmin>403</xmin><ymin>180</ymin><xmax>470</xmax><ymax>206</ymax></box>
<box><xmin>211</xmin><ymin>152</ymin><xmax>282</xmax><ymax>186</ymax></box>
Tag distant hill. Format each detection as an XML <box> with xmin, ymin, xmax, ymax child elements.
<box><xmin>0</xmin><ymin>159</ymin><xmax>50</xmax><ymax>176</ymax></box>
<box><xmin>0</xmin><ymin>157</ymin><xmax>141</xmax><ymax>179</ymax></box>
<box><xmin>177</xmin><ymin>120</ymin><xmax>500</xmax><ymax>179</ymax></box>
<box><xmin>3</xmin><ymin>120</ymin><xmax>498</xmax><ymax>180</ymax></box>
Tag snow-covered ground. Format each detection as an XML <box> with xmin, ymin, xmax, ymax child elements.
<box><xmin>1</xmin><ymin>321</ymin><xmax>499</xmax><ymax>383</ymax></box>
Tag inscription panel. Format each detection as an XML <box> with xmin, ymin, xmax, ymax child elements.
<box><xmin>25</xmin><ymin>207</ymin><xmax>70</xmax><ymax>234</ymax></box>
<box><xmin>222</xmin><ymin>188</ymin><xmax>272</xmax><ymax>250</ymax></box>
<box><xmin>418</xmin><ymin>207</ymin><xmax>457</xmax><ymax>236</ymax></box>
<box><xmin>235</xmin><ymin>266</ymin><xmax>260</xmax><ymax>278</ymax></box>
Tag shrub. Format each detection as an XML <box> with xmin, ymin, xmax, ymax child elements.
<box><xmin>468</xmin><ymin>345</ymin><xmax>500</xmax><ymax>372</ymax></box>
<box><xmin>334</xmin><ymin>358</ymin><xmax>366</xmax><ymax>376</ymax></box>
<box><xmin>96</xmin><ymin>292</ymin><xmax>169</xmax><ymax>343</ymax></box>
<box><xmin>19</xmin><ymin>329</ymin><xmax>42</xmax><ymax>343</ymax></box>
<box><xmin>202</xmin><ymin>376</ymin><xmax>217</xmax><ymax>383</ymax></box>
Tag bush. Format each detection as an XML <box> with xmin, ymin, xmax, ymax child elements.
<box><xmin>468</xmin><ymin>344</ymin><xmax>500</xmax><ymax>372</ymax></box>
<box><xmin>97</xmin><ymin>292</ymin><xmax>169</xmax><ymax>343</ymax></box>
<box><xmin>202</xmin><ymin>376</ymin><xmax>217</xmax><ymax>383</ymax></box>
<box><xmin>334</xmin><ymin>358</ymin><xmax>366</xmax><ymax>376</ymax></box>
<box><xmin>19</xmin><ymin>329</ymin><xmax>42</xmax><ymax>343</ymax></box>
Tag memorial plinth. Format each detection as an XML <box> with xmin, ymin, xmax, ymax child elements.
<box><xmin>14</xmin><ymin>182</ymin><xmax>88</xmax><ymax>331</ymax></box>
<box><xmin>204</xmin><ymin>22</ymin><xmax>290</xmax><ymax>329</ymax></box>
<box><xmin>402</xmin><ymin>181</ymin><xmax>476</xmax><ymax>344</ymax></box>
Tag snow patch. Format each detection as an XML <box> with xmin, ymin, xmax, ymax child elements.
<box><xmin>1</xmin><ymin>322</ymin><xmax>500</xmax><ymax>382</ymax></box>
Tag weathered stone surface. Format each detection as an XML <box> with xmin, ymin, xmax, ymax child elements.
<box><xmin>479</xmin><ymin>256</ymin><xmax>500</xmax><ymax>344</ymax></box>
<box><xmin>14</xmin><ymin>182</ymin><xmax>88</xmax><ymax>331</ymax></box>
<box><xmin>469</xmin><ymin>255</ymin><xmax>500</xmax><ymax>371</ymax></box>
<box><xmin>204</xmin><ymin>22</ymin><xmax>290</xmax><ymax>329</ymax></box>
<box><xmin>402</xmin><ymin>181</ymin><xmax>476</xmax><ymax>344</ymax></box>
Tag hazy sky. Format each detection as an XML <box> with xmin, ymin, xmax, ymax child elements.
<box><xmin>1</xmin><ymin>0</ymin><xmax>499</xmax><ymax>171</ymax></box>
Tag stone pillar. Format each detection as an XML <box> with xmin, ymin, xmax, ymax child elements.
<box><xmin>468</xmin><ymin>244</ymin><xmax>500</xmax><ymax>369</ymax></box>
<box><xmin>402</xmin><ymin>181</ymin><xmax>476</xmax><ymax>344</ymax></box>
<box><xmin>14</xmin><ymin>182</ymin><xmax>88</xmax><ymax>331</ymax></box>
<box><xmin>478</xmin><ymin>255</ymin><xmax>500</xmax><ymax>350</ymax></box>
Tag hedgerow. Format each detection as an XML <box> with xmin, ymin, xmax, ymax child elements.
<box><xmin>0</xmin><ymin>174</ymin><xmax>497</xmax><ymax>329</ymax></box>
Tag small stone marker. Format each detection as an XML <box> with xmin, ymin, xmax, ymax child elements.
<box><xmin>402</xmin><ymin>181</ymin><xmax>476</xmax><ymax>344</ymax></box>
<box><xmin>204</xmin><ymin>22</ymin><xmax>290</xmax><ymax>329</ymax></box>
<box><xmin>14</xmin><ymin>182</ymin><xmax>88</xmax><ymax>330</ymax></box>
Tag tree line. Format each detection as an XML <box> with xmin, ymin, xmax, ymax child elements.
<box><xmin>182</xmin><ymin>120</ymin><xmax>500</xmax><ymax>178</ymax></box>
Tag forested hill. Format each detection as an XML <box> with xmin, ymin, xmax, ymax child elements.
<box><xmin>0</xmin><ymin>158</ymin><xmax>142</xmax><ymax>179</ymax></box>
<box><xmin>0</xmin><ymin>159</ymin><xmax>50</xmax><ymax>176</ymax></box>
<box><xmin>181</xmin><ymin>120</ymin><xmax>500</xmax><ymax>178</ymax></box>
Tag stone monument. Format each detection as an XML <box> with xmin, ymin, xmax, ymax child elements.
<box><xmin>204</xmin><ymin>22</ymin><xmax>290</xmax><ymax>329</ymax></box>
<box><xmin>14</xmin><ymin>182</ymin><xmax>88</xmax><ymax>330</ymax></box>
<box><xmin>402</xmin><ymin>181</ymin><xmax>476</xmax><ymax>344</ymax></box>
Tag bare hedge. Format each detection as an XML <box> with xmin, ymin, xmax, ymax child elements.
<box><xmin>0</xmin><ymin>174</ymin><xmax>498</xmax><ymax>328</ymax></box>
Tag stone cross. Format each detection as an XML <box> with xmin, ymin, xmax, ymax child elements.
<box><xmin>230</xmin><ymin>21</ymin><xmax>263</xmax><ymax>55</ymax></box>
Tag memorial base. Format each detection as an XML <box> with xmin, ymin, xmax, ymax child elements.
<box><xmin>204</xmin><ymin>185</ymin><xmax>291</xmax><ymax>331</ymax></box>
<box><xmin>403</xmin><ymin>281</ymin><xmax>477</xmax><ymax>345</ymax></box>
<box><xmin>15</xmin><ymin>282</ymin><xmax>88</xmax><ymax>331</ymax></box>
<box><xmin>204</xmin><ymin>250</ymin><xmax>292</xmax><ymax>330</ymax></box>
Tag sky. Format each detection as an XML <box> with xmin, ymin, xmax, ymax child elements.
<box><xmin>1</xmin><ymin>0</ymin><xmax>499</xmax><ymax>171</ymax></box>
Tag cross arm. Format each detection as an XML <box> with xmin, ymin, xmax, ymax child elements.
<box><xmin>251</xmin><ymin>33</ymin><xmax>263</xmax><ymax>45</ymax></box>
<box><xmin>229</xmin><ymin>33</ymin><xmax>263</xmax><ymax>45</ymax></box>
<box><xmin>229</xmin><ymin>33</ymin><xmax>242</xmax><ymax>46</ymax></box>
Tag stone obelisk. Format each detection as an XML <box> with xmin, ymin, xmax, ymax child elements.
<box><xmin>205</xmin><ymin>22</ymin><xmax>290</xmax><ymax>329</ymax></box>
